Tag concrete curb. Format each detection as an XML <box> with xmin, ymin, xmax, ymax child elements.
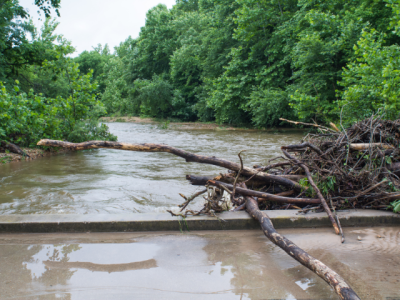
<box><xmin>0</xmin><ymin>209</ymin><xmax>398</xmax><ymax>233</ymax></box>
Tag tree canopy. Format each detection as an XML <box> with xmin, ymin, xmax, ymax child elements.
<box><xmin>3</xmin><ymin>0</ymin><xmax>400</xmax><ymax>148</ymax></box>
<box><xmin>0</xmin><ymin>0</ymin><xmax>116</xmax><ymax>146</ymax></box>
<box><xmin>82</xmin><ymin>0</ymin><xmax>400</xmax><ymax>127</ymax></box>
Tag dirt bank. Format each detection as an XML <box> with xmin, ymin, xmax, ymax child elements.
<box><xmin>100</xmin><ymin>116</ymin><xmax>241</xmax><ymax>131</ymax></box>
<box><xmin>0</xmin><ymin>147</ymin><xmax>73</xmax><ymax>165</ymax></box>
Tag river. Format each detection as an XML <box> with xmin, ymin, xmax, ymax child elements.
<box><xmin>0</xmin><ymin>122</ymin><xmax>304</xmax><ymax>215</ymax></box>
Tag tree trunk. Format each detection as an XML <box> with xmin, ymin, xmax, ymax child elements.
<box><xmin>207</xmin><ymin>180</ymin><xmax>320</xmax><ymax>204</ymax></box>
<box><xmin>245</xmin><ymin>195</ymin><xmax>360</xmax><ymax>300</ymax></box>
<box><xmin>1</xmin><ymin>141</ymin><xmax>30</xmax><ymax>157</ymax></box>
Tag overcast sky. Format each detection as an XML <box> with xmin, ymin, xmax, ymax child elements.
<box><xmin>19</xmin><ymin>0</ymin><xmax>177</xmax><ymax>55</ymax></box>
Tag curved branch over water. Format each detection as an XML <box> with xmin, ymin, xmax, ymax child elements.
<box><xmin>37</xmin><ymin>139</ymin><xmax>303</xmax><ymax>191</ymax></box>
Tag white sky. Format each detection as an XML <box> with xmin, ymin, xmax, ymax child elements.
<box><xmin>19</xmin><ymin>0</ymin><xmax>177</xmax><ymax>55</ymax></box>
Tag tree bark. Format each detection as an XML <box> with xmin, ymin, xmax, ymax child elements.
<box><xmin>1</xmin><ymin>141</ymin><xmax>30</xmax><ymax>157</ymax></box>
<box><xmin>37</xmin><ymin>139</ymin><xmax>303</xmax><ymax>191</ymax></box>
<box><xmin>186</xmin><ymin>174</ymin><xmax>304</xmax><ymax>186</ymax></box>
<box><xmin>245</xmin><ymin>195</ymin><xmax>360</xmax><ymax>300</ymax></box>
<box><xmin>207</xmin><ymin>180</ymin><xmax>321</xmax><ymax>204</ymax></box>
<box><xmin>349</xmin><ymin>143</ymin><xmax>393</xmax><ymax>150</ymax></box>
<box><xmin>186</xmin><ymin>175</ymin><xmax>216</xmax><ymax>186</ymax></box>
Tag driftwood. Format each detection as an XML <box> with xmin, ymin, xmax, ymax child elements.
<box><xmin>186</xmin><ymin>175</ymin><xmax>215</xmax><ymax>186</ymax></box>
<box><xmin>207</xmin><ymin>180</ymin><xmax>321</xmax><ymax>204</ymax></box>
<box><xmin>37</xmin><ymin>139</ymin><xmax>303</xmax><ymax>191</ymax></box>
<box><xmin>281</xmin><ymin>146</ymin><xmax>340</xmax><ymax>235</ymax></box>
<box><xmin>179</xmin><ymin>188</ymin><xmax>207</xmax><ymax>211</ymax></box>
<box><xmin>245</xmin><ymin>194</ymin><xmax>360</xmax><ymax>300</ymax></box>
<box><xmin>349</xmin><ymin>143</ymin><xmax>394</xmax><ymax>150</ymax></box>
<box><xmin>186</xmin><ymin>173</ymin><xmax>304</xmax><ymax>187</ymax></box>
<box><xmin>0</xmin><ymin>141</ymin><xmax>30</xmax><ymax>157</ymax></box>
<box><xmin>279</xmin><ymin>118</ymin><xmax>338</xmax><ymax>133</ymax></box>
<box><xmin>36</xmin><ymin>138</ymin><xmax>365</xmax><ymax>299</ymax></box>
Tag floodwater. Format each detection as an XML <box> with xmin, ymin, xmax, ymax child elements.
<box><xmin>0</xmin><ymin>227</ymin><xmax>399</xmax><ymax>299</ymax></box>
<box><xmin>0</xmin><ymin>123</ymin><xmax>304</xmax><ymax>215</ymax></box>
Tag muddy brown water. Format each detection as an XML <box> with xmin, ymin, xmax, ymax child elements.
<box><xmin>0</xmin><ymin>123</ymin><xmax>304</xmax><ymax>214</ymax></box>
<box><xmin>1</xmin><ymin>227</ymin><xmax>399</xmax><ymax>299</ymax></box>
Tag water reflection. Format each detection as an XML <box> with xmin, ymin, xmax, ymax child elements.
<box><xmin>0</xmin><ymin>228</ymin><xmax>399</xmax><ymax>299</ymax></box>
<box><xmin>0</xmin><ymin>123</ymin><xmax>304</xmax><ymax>214</ymax></box>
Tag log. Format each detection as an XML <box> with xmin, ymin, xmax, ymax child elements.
<box><xmin>37</xmin><ymin>139</ymin><xmax>303</xmax><ymax>191</ymax></box>
<box><xmin>207</xmin><ymin>180</ymin><xmax>321</xmax><ymax>204</ymax></box>
<box><xmin>254</xmin><ymin>162</ymin><xmax>291</xmax><ymax>171</ymax></box>
<box><xmin>330</xmin><ymin>122</ymin><xmax>340</xmax><ymax>132</ymax></box>
<box><xmin>245</xmin><ymin>195</ymin><xmax>360</xmax><ymax>300</ymax></box>
<box><xmin>186</xmin><ymin>174</ymin><xmax>304</xmax><ymax>186</ymax></box>
<box><xmin>279</xmin><ymin>118</ymin><xmax>337</xmax><ymax>133</ymax></box>
<box><xmin>275</xmin><ymin>190</ymin><xmax>295</xmax><ymax>197</ymax></box>
<box><xmin>1</xmin><ymin>141</ymin><xmax>30</xmax><ymax>157</ymax></box>
<box><xmin>186</xmin><ymin>175</ymin><xmax>215</xmax><ymax>186</ymax></box>
<box><xmin>349</xmin><ymin>143</ymin><xmax>394</xmax><ymax>150</ymax></box>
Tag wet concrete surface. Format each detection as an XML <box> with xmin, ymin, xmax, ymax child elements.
<box><xmin>0</xmin><ymin>209</ymin><xmax>398</xmax><ymax>233</ymax></box>
<box><xmin>0</xmin><ymin>227</ymin><xmax>399</xmax><ymax>299</ymax></box>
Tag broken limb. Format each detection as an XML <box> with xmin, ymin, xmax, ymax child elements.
<box><xmin>207</xmin><ymin>180</ymin><xmax>321</xmax><ymax>205</ymax></box>
<box><xmin>281</xmin><ymin>147</ymin><xmax>340</xmax><ymax>235</ymax></box>
<box><xmin>245</xmin><ymin>194</ymin><xmax>360</xmax><ymax>300</ymax></box>
<box><xmin>37</xmin><ymin>139</ymin><xmax>303</xmax><ymax>191</ymax></box>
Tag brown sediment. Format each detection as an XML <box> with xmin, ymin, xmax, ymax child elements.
<box><xmin>0</xmin><ymin>147</ymin><xmax>73</xmax><ymax>164</ymax></box>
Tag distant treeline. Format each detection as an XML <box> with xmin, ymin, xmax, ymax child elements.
<box><xmin>77</xmin><ymin>0</ymin><xmax>400</xmax><ymax>127</ymax></box>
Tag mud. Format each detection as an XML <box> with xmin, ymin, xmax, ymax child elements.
<box><xmin>0</xmin><ymin>147</ymin><xmax>73</xmax><ymax>164</ymax></box>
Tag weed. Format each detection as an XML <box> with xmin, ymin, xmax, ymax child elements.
<box><xmin>159</xmin><ymin>120</ymin><xmax>170</xmax><ymax>129</ymax></box>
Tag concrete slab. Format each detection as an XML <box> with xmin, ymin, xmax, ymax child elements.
<box><xmin>0</xmin><ymin>227</ymin><xmax>399</xmax><ymax>299</ymax></box>
<box><xmin>0</xmin><ymin>209</ymin><xmax>398</xmax><ymax>233</ymax></box>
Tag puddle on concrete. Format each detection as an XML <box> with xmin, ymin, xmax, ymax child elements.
<box><xmin>0</xmin><ymin>227</ymin><xmax>399</xmax><ymax>299</ymax></box>
<box><xmin>0</xmin><ymin>123</ymin><xmax>304</xmax><ymax>215</ymax></box>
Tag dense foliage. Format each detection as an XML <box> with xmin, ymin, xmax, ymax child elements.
<box><xmin>0</xmin><ymin>1</ymin><xmax>116</xmax><ymax>147</ymax></box>
<box><xmin>80</xmin><ymin>0</ymin><xmax>400</xmax><ymax>127</ymax></box>
<box><xmin>3</xmin><ymin>0</ymin><xmax>400</xmax><ymax>147</ymax></box>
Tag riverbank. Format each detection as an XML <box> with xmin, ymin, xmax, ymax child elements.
<box><xmin>100</xmin><ymin>116</ymin><xmax>305</xmax><ymax>132</ymax></box>
<box><xmin>0</xmin><ymin>147</ymin><xmax>73</xmax><ymax>164</ymax></box>
<box><xmin>100</xmin><ymin>116</ymin><xmax>240</xmax><ymax>130</ymax></box>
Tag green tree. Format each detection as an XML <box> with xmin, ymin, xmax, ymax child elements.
<box><xmin>339</xmin><ymin>29</ymin><xmax>400</xmax><ymax>122</ymax></box>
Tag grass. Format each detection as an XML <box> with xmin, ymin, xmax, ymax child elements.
<box><xmin>114</xmin><ymin>118</ymin><xmax>126</xmax><ymax>122</ymax></box>
<box><xmin>0</xmin><ymin>156</ymin><xmax>12</xmax><ymax>164</ymax></box>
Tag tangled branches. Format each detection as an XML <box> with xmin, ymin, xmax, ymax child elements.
<box><xmin>179</xmin><ymin>116</ymin><xmax>400</xmax><ymax>223</ymax></box>
<box><xmin>296</xmin><ymin>116</ymin><xmax>400</xmax><ymax>211</ymax></box>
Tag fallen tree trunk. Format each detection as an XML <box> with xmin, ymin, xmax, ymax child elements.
<box><xmin>186</xmin><ymin>175</ymin><xmax>215</xmax><ymax>186</ymax></box>
<box><xmin>186</xmin><ymin>174</ymin><xmax>304</xmax><ymax>187</ymax></box>
<box><xmin>37</xmin><ymin>139</ymin><xmax>303</xmax><ymax>191</ymax></box>
<box><xmin>349</xmin><ymin>143</ymin><xmax>394</xmax><ymax>150</ymax></box>
<box><xmin>207</xmin><ymin>180</ymin><xmax>321</xmax><ymax>204</ymax></box>
<box><xmin>245</xmin><ymin>195</ymin><xmax>360</xmax><ymax>300</ymax></box>
<box><xmin>1</xmin><ymin>141</ymin><xmax>30</xmax><ymax>157</ymax></box>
